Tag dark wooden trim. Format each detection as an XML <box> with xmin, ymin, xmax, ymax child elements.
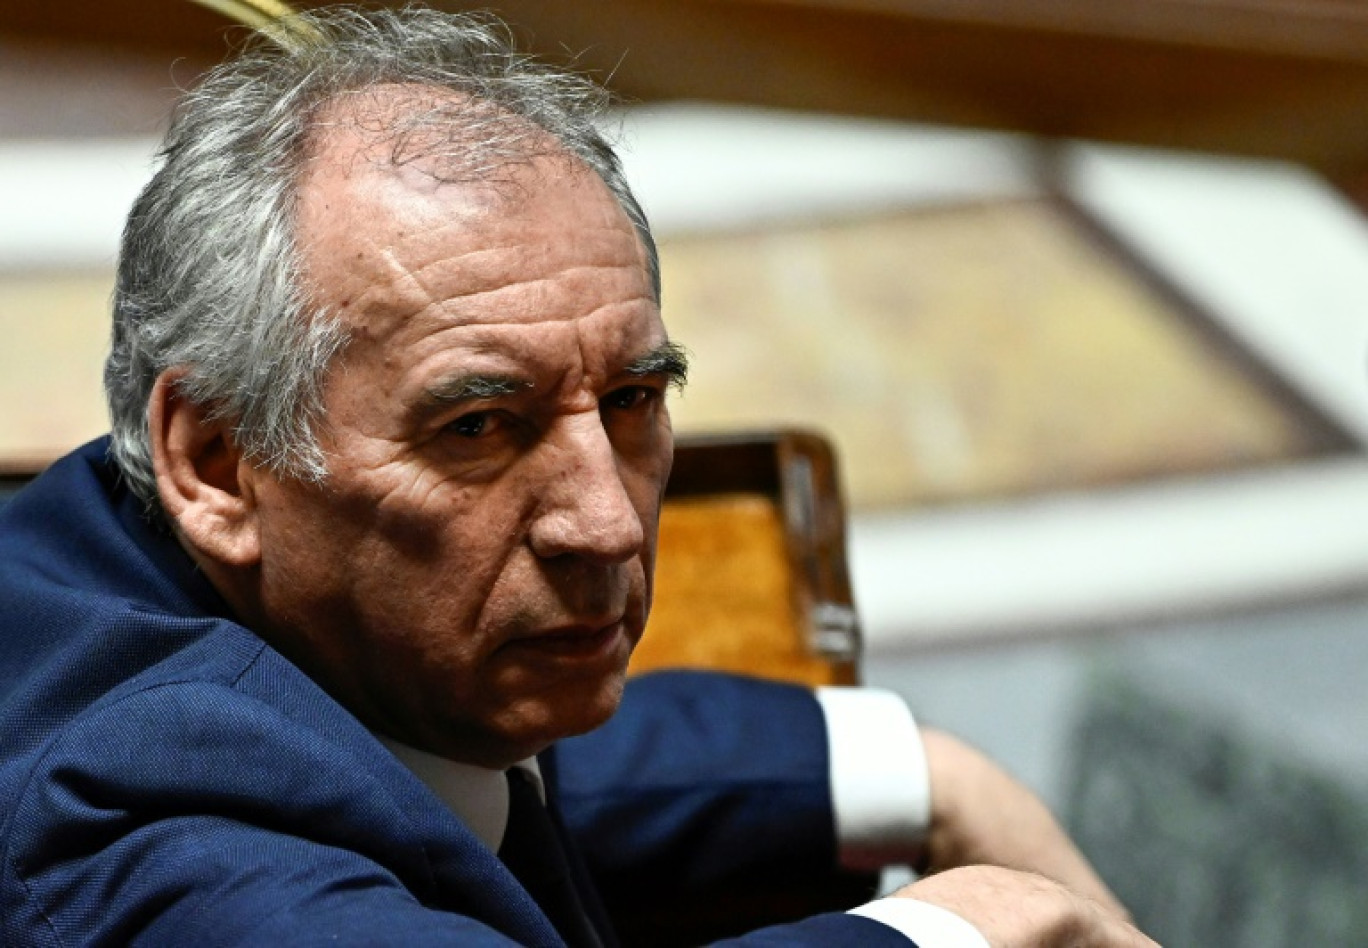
<box><xmin>0</xmin><ymin>459</ymin><xmax>48</xmax><ymax>480</ymax></box>
<box><xmin>1330</xmin><ymin>166</ymin><xmax>1368</xmax><ymax>216</ymax></box>
<box><xmin>0</xmin><ymin>472</ymin><xmax>35</xmax><ymax>506</ymax></box>
<box><xmin>752</xmin><ymin>0</ymin><xmax>1368</xmax><ymax>61</ymax></box>
<box><xmin>665</xmin><ymin>432</ymin><xmax>783</xmax><ymax>497</ymax></box>
<box><xmin>5</xmin><ymin>0</ymin><xmax>1368</xmax><ymax>166</ymax></box>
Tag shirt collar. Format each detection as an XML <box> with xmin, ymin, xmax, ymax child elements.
<box><xmin>377</xmin><ymin>736</ymin><xmax>542</xmax><ymax>852</ymax></box>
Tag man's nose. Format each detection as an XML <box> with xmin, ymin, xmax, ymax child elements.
<box><xmin>527</xmin><ymin>415</ymin><xmax>645</xmax><ymax>564</ymax></box>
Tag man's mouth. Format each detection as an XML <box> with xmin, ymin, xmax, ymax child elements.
<box><xmin>507</xmin><ymin>619</ymin><xmax>629</xmax><ymax>660</ymax></box>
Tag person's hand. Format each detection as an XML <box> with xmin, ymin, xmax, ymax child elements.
<box><xmin>919</xmin><ymin>728</ymin><xmax>1129</xmax><ymax>920</ymax></box>
<box><xmin>892</xmin><ymin>866</ymin><xmax>1159</xmax><ymax>948</ymax></box>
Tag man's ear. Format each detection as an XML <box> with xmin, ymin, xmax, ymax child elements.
<box><xmin>149</xmin><ymin>368</ymin><xmax>261</xmax><ymax>569</ymax></box>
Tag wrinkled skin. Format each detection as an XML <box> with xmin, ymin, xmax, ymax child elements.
<box><xmin>169</xmin><ymin>96</ymin><xmax>677</xmax><ymax>768</ymax></box>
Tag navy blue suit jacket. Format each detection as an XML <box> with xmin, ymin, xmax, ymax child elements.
<box><xmin>0</xmin><ymin>441</ymin><xmax>905</xmax><ymax>946</ymax></box>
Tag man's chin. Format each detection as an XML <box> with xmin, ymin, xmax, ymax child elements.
<box><xmin>509</xmin><ymin>669</ymin><xmax>628</xmax><ymax>748</ymax></box>
<box><xmin>429</xmin><ymin>670</ymin><xmax>628</xmax><ymax>768</ymax></box>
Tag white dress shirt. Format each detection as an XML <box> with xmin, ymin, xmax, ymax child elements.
<box><xmin>380</xmin><ymin>686</ymin><xmax>987</xmax><ymax>947</ymax></box>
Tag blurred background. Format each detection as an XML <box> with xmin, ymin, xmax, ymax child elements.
<box><xmin>3</xmin><ymin>2</ymin><xmax>1368</xmax><ymax>943</ymax></box>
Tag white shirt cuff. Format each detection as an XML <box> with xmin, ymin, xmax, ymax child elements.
<box><xmin>850</xmin><ymin>898</ymin><xmax>991</xmax><ymax>947</ymax></box>
<box><xmin>815</xmin><ymin>685</ymin><xmax>931</xmax><ymax>872</ymax></box>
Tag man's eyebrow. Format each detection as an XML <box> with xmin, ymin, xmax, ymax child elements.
<box><xmin>420</xmin><ymin>374</ymin><xmax>531</xmax><ymax>407</ymax></box>
<box><xmin>624</xmin><ymin>341</ymin><xmax>690</xmax><ymax>391</ymax></box>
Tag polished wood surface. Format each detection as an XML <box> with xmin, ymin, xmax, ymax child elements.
<box><xmin>3</xmin><ymin>1</ymin><xmax>1368</xmax><ymax>168</ymax></box>
<box><xmin>636</xmin><ymin>494</ymin><xmax>823</xmax><ymax>679</ymax></box>
<box><xmin>632</xmin><ymin>431</ymin><xmax>861</xmax><ymax>686</ymax></box>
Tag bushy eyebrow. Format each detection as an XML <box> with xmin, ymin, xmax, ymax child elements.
<box><xmin>417</xmin><ymin>340</ymin><xmax>688</xmax><ymax>409</ymax></box>
<box><xmin>420</xmin><ymin>374</ymin><xmax>531</xmax><ymax>407</ymax></box>
<box><xmin>624</xmin><ymin>340</ymin><xmax>690</xmax><ymax>392</ymax></box>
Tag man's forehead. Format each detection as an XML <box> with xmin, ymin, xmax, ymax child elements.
<box><xmin>292</xmin><ymin>85</ymin><xmax>660</xmax><ymax>399</ymax></box>
<box><xmin>294</xmin><ymin>160</ymin><xmax>648</xmax><ymax>324</ymax></box>
<box><xmin>301</xmin><ymin>83</ymin><xmax>563</xmax><ymax>190</ymax></box>
<box><xmin>295</xmin><ymin>91</ymin><xmax>642</xmax><ymax>311</ymax></box>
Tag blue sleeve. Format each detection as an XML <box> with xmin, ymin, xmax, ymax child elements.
<box><xmin>1</xmin><ymin>679</ymin><xmax>546</xmax><ymax>947</ymax></box>
<box><xmin>551</xmin><ymin>671</ymin><xmax>890</xmax><ymax>945</ymax></box>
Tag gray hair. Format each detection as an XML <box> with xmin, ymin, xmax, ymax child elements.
<box><xmin>106</xmin><ymin>5</ymin><xmax>660</xmax><ymax>515</ymax></box>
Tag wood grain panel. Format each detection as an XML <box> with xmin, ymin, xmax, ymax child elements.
<box><xmin>631</xmin><ymin>494</ymin><xmax>847</xmax><ymax>684</ymax></box>
<box><xmin>4</xmin><ymin>0</ymin><xmax>1368</xmax><ymax>166</ymax></box>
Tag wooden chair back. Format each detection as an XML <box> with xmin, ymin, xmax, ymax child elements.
<box><xmin>631</xmin><ymin>430</ymin><xmax>861</xmax><ymax>687</ymax></box>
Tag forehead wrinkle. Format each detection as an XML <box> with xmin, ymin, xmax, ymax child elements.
<box><xmin>370</xmin><ymin>244</ymin><xmax>443</xmax><ymax>321</ymax></box>
<box><xmin>563</xmin><ymin>306</ymin><xmax>668</xmax><ymax>395</ymax></box>
<box><xmin>406</xmin><ymin>265</ymin><xmax>653</xmax><ymax>334</ymax></box>
<box><xmin>303</xmin><ymin>140</ymin><xmax>650</xmax><ymax>337</ymax></box>
<box><xmin>307</xmin><ymin>228</ymin><xmax>443</xmax><ymax>341</ymax></box>
<box><xmin>398</xmin><ymin>217</ymin><xmax>647</xmax><ymax>302</ymax></box>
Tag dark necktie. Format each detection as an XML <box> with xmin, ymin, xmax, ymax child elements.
<box><xmin>500</xmin><ymin>768</ymin><xmax>605</xmax><ymax>948</ymax></box>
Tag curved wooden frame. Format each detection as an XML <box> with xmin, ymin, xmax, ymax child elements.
<box><xmin>631</xmin><ymin>429</ymin><xmax>862</xmax><ymax>686</ymax></box>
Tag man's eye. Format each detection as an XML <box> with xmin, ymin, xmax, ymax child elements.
<box><xmin>448</xmin><ymin>412</ymin><xmax>494</xmax><ymax>438</ymax></box>
<box><xmin>603</xmin><ymin>386</ymin><xmax>655</xmax><ymax>411</ymax></box>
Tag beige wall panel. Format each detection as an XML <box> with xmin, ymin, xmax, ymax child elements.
<box><xmin>0</xmin><ymin>272</ymin><xmax>111</xmax><ymax>465</ymax></box>
<box><xmin>660</xmin><ymin>200</ymin><xmax>1336</xmax><ymax>509</ymax></box>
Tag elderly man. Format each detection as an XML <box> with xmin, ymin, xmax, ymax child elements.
<box><xmin>0</xmin><ymin>7</ymin><xmax>1152</xmax><ymax>946</ymax></box>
